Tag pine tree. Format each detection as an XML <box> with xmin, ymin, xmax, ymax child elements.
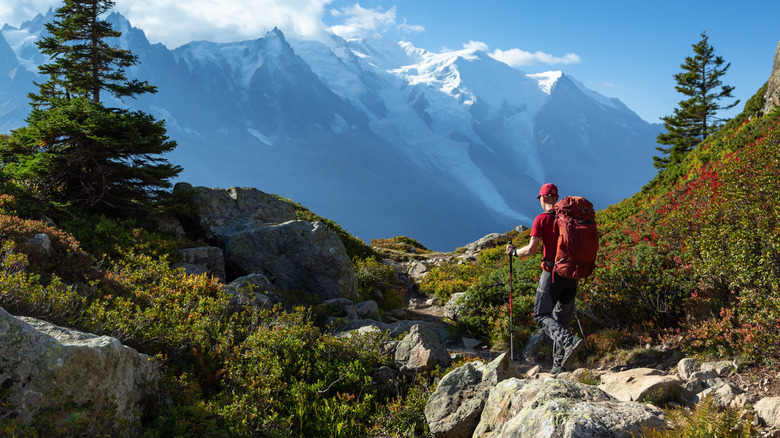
<box><xmin>654</xmin><ymin>32</ymin><xmax>739</xmax><ymax>170</ymax></box>
<box><xmin>0</xmin><ymin>0</ymin><xmax>180</xmax><ymax>214</ymax></box>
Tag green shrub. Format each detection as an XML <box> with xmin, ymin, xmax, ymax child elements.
<box><xmin>641</xmin><ymin>394</ymin><xmax>756</xmax><ymax>437</ymax></box>
<box><xmin>0</xmin><ymin>215</ymin><xmax>98</xmax><ymax>284</ymax></box>
<box><xmin>371</xmin><ymin>236</ymin><xmax>432</xmax><ymax>254</ymax></box>
<box><xmin>579</xmin><ymin>109</ymin><xmax>780</xmax><ymax>365</ymax></box>
<box><xmin>215</xmin><ymin>307</ymin><xmax>394</xmax><ymax>437</ymax></box>
<box><xmin>354</xmin><ymin>256</ymin><xmax>403</xmax><ymax>309</ymax></box>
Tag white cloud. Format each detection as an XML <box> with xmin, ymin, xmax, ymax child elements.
<box><xmin>0</xmin><ymin>0</ymin><xmax>59</xmax><ymax>27</ymax></box>
<box><xmin>463</xmin><ymin>40</ymin><xmax>489</xmax><ymax>52</ymax></box>
<box><xmin>115</xmin><ymin>0</ymin><xmax>334</xmax><ymax>48</ymax></box>
<box><xmin>397</xmin><ymin>19</ymin><xmax>424</xmax><ymax>35</ymax></box>
<box><xmin>329</xmin><ymin>4</ymin><xmax>398</xmax><ymax>40</ymax></box>
<box><xmin>0</xmin><ymin>0</ymin><xmax>335</xmax><ymax>48</ymax></box>
<box><xmin>490</xmin><ymin>47</ymin><xmax>581</xmax><ymax>67</ymax></box>
<box><xmin>0</xmin><ymin>1</ymin><xmax>424</xmax><ymax>49</ymax></box>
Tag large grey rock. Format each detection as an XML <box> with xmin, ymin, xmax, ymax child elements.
<box><xmin>177</xmin><ymin>184</ymin><xmax>297</xmax><ymax>241</ymax></box>
<box><xmin>408</xmin><ymin>260</ymin><xmax>431</xmax><ymax>280</ymax></box>
<box><xmin>425</xmin><ymin>353</ymin><xmax>520</xmax><ymax>438</ymax></box>
<box><xmin>334</xmin><ymin>318</ymin><xmax>430</xmax><ymax>339</ymax></box>
<box><xmin>458</xmin><ymin>232</ymin><xmax>505</xmax><ymax>260</ymax></box>
<box><xmin>321</xmin><ymin>298</ymin><xmax>360</xmax><ymax>320</ymax></box>
<box><xmin>443</xmin><ymin>292</ymin><xmax>468</xmax><ymax>322</ymax></box>
<box><xmin>598</xmin><ymin>367</ymin><xmax>681</xmax><ymax>402</ymax></box>
<box><xmin>677</xmin><ymin>357</ymin><xmax>697</xmax><ymax>380</ymax></box>
<box><xmin>474</xmin><ymin>378</ymin><xmax>665</xmax><ymax>438</ymax></box>
<box><xmin>709</xmin><ymin>381</ymin><xmax>743</xmax><ymax>408</ymax></box>
<box><xmin>28</xmin><ymin>233</ymin><xmax>52</xmax><ymax>253</ymax></box>
<box><xmin>355</xmin><ymin>300</ymin><xmax>380</xmax><ymax>320</ymax></box>
<box><xmin>395</xmin><ymin>324</ymin><xmax>451</xmax><ymax>375</ymax></box>
<box><xmin>763</xmin><ymin>41</ymin><xmax>780</xmax><ymax>115</ymax></box>
<box><xmin>224</xmin><ymin>220</ymin><xmax>358</xmax><ymax>302</ymax></box>
<box><xmin>225</xmin><ymin>273</ymin><xmax>275</xmax><ymax>309</ymax></box>
<box><xmin>700</xmin><ymin>360</ymin><xmax>736</xmax><ymax>376</ymax></box>
<box><xmin>755</xmin><ymin>396</ymin><xmax>780</xmax><ymax>428</ymax></box>
<box><xmin>0</xmin><ymin>307</ymin><xmax>158</xmax><ymax>430</ymax></box>
<box><xmin>175</xmin><ymin>246</ymin><xmax>226</xmax><ymax>281</ymax></box>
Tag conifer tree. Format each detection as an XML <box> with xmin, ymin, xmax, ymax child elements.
<box><xmin>0</xmin><ymin>0</ymin><xmax>180</xmax><ymax>214</ymax></box>
<box><xmin>654</xmin><ymin>32</ymin><xmax>739</xmax><ymax>170</ymax></box>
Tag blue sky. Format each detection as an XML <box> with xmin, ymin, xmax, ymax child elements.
<box><xmin>3</xmin><ymin>0</ymin><xmax>779</xmax><ymax>123</ymax></box>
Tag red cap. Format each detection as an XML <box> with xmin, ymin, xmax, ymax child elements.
<box><xmin>536</xmin><ymin>183</ymin><xmax>558</xmax><ymax>199</ymax></box>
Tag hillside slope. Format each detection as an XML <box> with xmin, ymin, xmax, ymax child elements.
<box><xmin>584</xmin><ymin>90</ymin><xmax>780</xmax><ymax>364</ymax></box>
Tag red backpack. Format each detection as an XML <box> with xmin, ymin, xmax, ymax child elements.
<box><xmin>553</xmin><ymin>196</ymin><xmax>599</xmax><ymax>280</ymax></box>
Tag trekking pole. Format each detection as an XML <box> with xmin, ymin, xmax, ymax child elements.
<box><xmin>508</xmin><ymin>252</ymin><xmax>514</xmax><ymax>360</ymax></box>
<box><xmin>574</xmin><ymin>310</ymin><xmax>588</xmax><ymax>349</ymax></box>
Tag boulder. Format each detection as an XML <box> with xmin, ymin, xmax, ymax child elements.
<box><xmin>0</xmin><ymin>307</ymin><xmax>158</xmax><ymax>431</ymax></box>
<box><xmin>763</xmin><ymin>41</ymin><xmax>780</xmax><ymax>115</ymax></box>
<box><xmin>385</xmin><ymin>308</ymin><xmax>406</xmax><ymax>320</ymax></box>
<box><xmin>598</xmin><ymin>367</ymin><xmax>682</xmax><ymax>402</ymax></box>
<box><xmin>224</xmin><ymin>220</ymin><xmax>358</xmax><ymax>302</ymax></box>
<box><xmin>473</xmin><ymin>378</ymin><xmax>664</xmax><ymax>438</ymax></box>
<box><xmin>177</xmin><ymin>184</ymin><xmax>297</xmax><ymax>241</ymax></box>
<box><xmin>425</xmin><ymin>353</ymin><xmax>520</xmax><ymax>438</ymax></box>
<box><xmin>355</xmin><ymin>300</ymin><xmax>380</xmax><ymax>320</ymax></box>
<box><xmin>408</xmin><ymin>260</ymin><xmax>430</xmax><ymax>280</ymax></box>
<box><xmin>677</xmin><ymin>357</ymin><xmax>697</xmax><ymax>380</ymax></box>
<box><xmin>225</xmin><ymin>273</ymin><xmax>275</xmax><ymax>309</ymax></box>
<box><xmin>409</xmin><ymin>296</ymin><xmax>442</xmax><ymax>310</ymax></box>
<box><xmin>755</xmin><ymin>397</ymin><xmax>780</xmax><ymax>428</ymax></box>
<box><xmin>443</xmin><ymin>292</ymin><xmax>468</xmax><ymax>322</ymax></box>
<box><xmin>28</xmin><ymin>233</ymin><xmax>52</xmax><ymax>253</ymax></box>
<box><xmin>700</xmin><ymin>360</ymin><xmax>736</xmax><ymax>376</ymax></box>
<box><xmin>710</xmin><ymin>381</ymin><xmax>743</xmax><ymax>408</ymax></box>
<box><xmin>334</xmin><ymin>318</ymin><xmax>433</xmax><ymax>339</ymax></box>
<box><xmin>395</xmin><ymin>324</ymin><xmax>451</xmax><ymax>374</ymax></box>
<box><xmin>322</xmin><ymin>298</ymin><xmax>360</xmax><ymax>320</ymax></box>
<box><xmin>174</xmin><ymin>246</ymin><xmax>226</xmax><ymax>281</ymax></box>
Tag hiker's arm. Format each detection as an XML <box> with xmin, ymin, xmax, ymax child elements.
<box><xmin>506</xmin><ymin>236</ymin><xmax>540</xmax><ymax>258</ymax></box>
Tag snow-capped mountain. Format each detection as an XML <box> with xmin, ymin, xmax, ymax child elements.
<box><xmin>0</xmin><ymin>11</ymin><xmax>662</xmax><ymax>250</ymax></box>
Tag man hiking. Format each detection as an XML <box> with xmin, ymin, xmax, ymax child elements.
<box><xmin>506</xmin><ymin>183</ymin><xmax>585</xmax><ymax>375</ymax></box>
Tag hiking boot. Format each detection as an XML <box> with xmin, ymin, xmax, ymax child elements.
<box><xmin>549</xmin><ymin>365</ymin><xmax>563</xmax><ymax>376</ymax></box>
<box><xmin>561</xmin><ymin>336</ymin><xmax>584</xmax><ymax>368</ymax></box>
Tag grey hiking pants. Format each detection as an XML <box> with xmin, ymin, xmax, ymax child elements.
<box><xmin>533</xmin><ymin>270</ymin><xmax>578</xmax><ymax>367</ymax></box>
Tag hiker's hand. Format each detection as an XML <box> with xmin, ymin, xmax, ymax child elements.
<box><xmin>506</xmin><ymin>244</ymin><xmax>516</xmax><ymax>256</ymax></box>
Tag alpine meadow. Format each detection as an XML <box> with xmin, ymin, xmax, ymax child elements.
<box><xmin>1</xmin><ymin>1</ymin><xmax>780</xmax><ymax>437</ymax></box>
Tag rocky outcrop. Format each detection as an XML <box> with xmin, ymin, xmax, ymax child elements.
<box><xmin>425</xmin><ymin>353</ymin><xmax>520</xmax><ymax>438</ymax></box>
<box><xmin>0</xmin><ymin>307</ymin><xmax>158</xmax><ymax>431</ymax></box>
<box><xmin>598</xmin><ymin>367</ymin><xmax>682</xmax><ymax>402</ymax></box>
<box><xmin>422</xmin><ymin>350</ymin><xmax>780</xmax><ymax>437</ymax></box>
<box><xmin>755</xmin><ymin>397</ymin><xmax>780</xmax><ymax>428</ymax></box>
<box><xmin>395</xmin><ymin>324</ymin><xmax>452</xmax><ymax>374</ymax></box>
<box><xmin>176</xmin><ymin>183</ymin><xmax>297</xmax><ymax>242</ymax></box>
<box><xmin>225</xmin><ymin>273</ymin><xmax>276</xmax><ymax>309</ymax></box>
<box><xmin>473</xmin><ymin>378</ymin><xmax>664</xmax><ymax>438</ymax></box>
<box><xmin>174</xmin><ymin>246</ymin><xmax>226</xmax><ymax>281</ymax></box>
<box><xmin>175</xmin><ymin>184</ymin><xmax>359</xmax><ymax>302</ymax></box>
<box><xmin>457</xmin><ymin>227</ymin><xmax>526</xmax><ymax>261</ymax></box>
<box><xmin>224</xmin><ymin>220</ymin><xmax>358</xmax><ymax>302</ymax></box>
<box><xmin>763</xmin><ymin>41</ymin><xmax>780</xmax><ymax>115</ymax></box>
<box><xmin>425</xmin><ymin>355</ymin><xmax>664</xmax><ymax>438</ymax></box>
<box><xmin>443</xmin><ymin>292</ymin><xmax>468</xmax><ymax>322</ymax></box>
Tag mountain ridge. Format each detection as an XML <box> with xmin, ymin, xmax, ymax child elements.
<box><xmin>0</xmin><ymin>11</ymin><xmax>663</xmax><ymax>250</ymax></box>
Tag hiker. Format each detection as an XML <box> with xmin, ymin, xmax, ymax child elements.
<box><xmin>506</xmin><ymin>183</ymin><xmax>584</xmax><ymax>375</ymax></box>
